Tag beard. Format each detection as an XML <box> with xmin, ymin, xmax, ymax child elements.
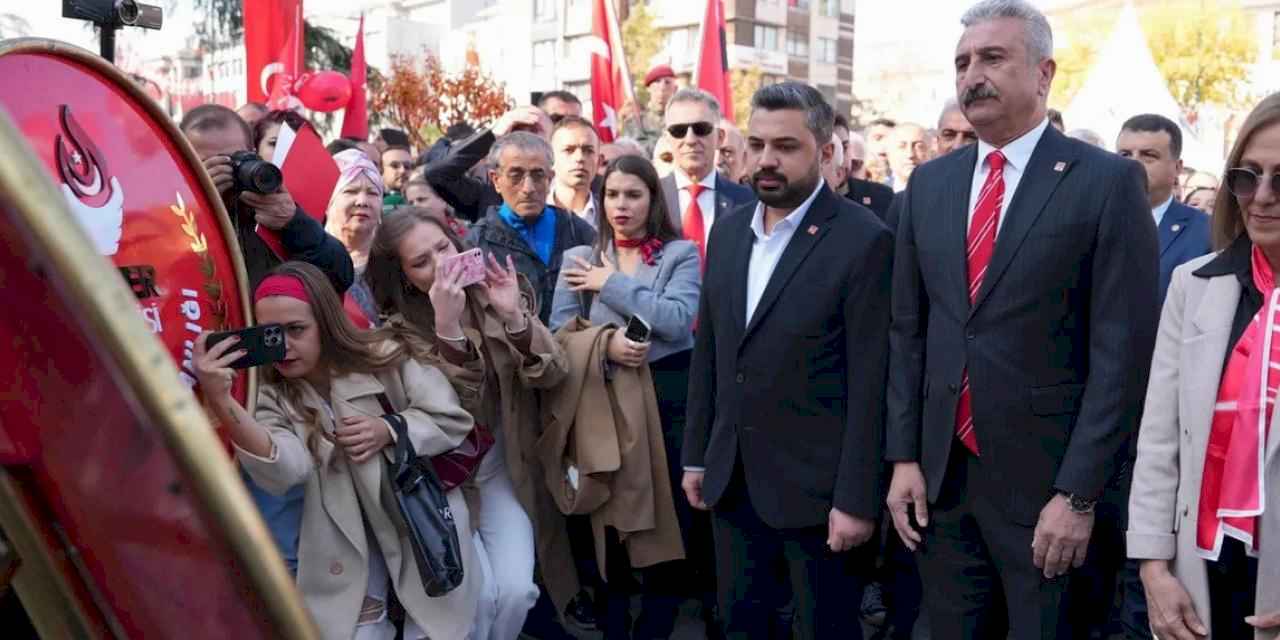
<box><xmin>752</xmin><ymin>165</ymin><xmax>821</xmax><ymax>210</ymax></box>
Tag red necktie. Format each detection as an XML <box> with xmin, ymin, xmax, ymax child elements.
<box><xmin>955</xmin><ymin>150</ymin><xmax>1006</xmax><ymax>456</ymax></box>
<box><xmin>683</xmin><ymin>182</ymin><xmax>707</xmax><ymax>261</ymax></box>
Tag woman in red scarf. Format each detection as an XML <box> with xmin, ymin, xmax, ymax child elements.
<box><xmin>1130</xmin><ymin>94</ymin><xmax>1280</xmax><ymax>640</ymax></box>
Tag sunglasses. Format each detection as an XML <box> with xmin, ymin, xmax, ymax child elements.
<box><xmin>666</xmin><ymin>121</ymin><xmax>716</xmax><ymax>139</ymax></box>
<box><xmin>1225</xmin><ymin>167</ymin><xmax>1279</xmax><ymax>199</ymax></box>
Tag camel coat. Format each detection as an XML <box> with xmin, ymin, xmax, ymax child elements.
<box><xmin>385</xmin><ymin>285</ymin><xmax>582</xmax><ymax>613</ymax></box>
<box><xmin>1129</xmin><ymin>249</ymin><xmax>1280</xmax><ymax>640</ymax></box>
<box><xmin>239</xmin><ymin>357</ymin><xmax>483</xmax><ymax>640</ymax></box>
<box><xmin>542</xmin><ymin>319</ymin><xmax>685</xmax><ymax>579</ymax></box>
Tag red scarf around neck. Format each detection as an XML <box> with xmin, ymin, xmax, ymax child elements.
<box><xmin>615</xmin><ymin>236</ymin><xmax>663</xmax><ymax>266</ymax></box>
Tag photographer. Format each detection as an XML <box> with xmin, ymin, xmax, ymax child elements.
<box><xmin>179</xmin><ymin>104</ymin><xmax>354</xmax><ymax>295</ymax></box>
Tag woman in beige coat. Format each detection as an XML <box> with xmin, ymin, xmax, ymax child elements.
<box><xmin>193</xmin><ymin>261</ymin><xmax>482</xmax><ymax>640</ymax></box>
<box><xmin>1129</xmin><ymin>94</ymin><xmax>1280</xmax><ymax>640</ymax></box>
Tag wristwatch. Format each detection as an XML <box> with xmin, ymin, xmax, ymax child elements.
<box><xmin>1059</xmin><ymin>491</ymin><xmax>1097</xmax><ymax>514</ymax></box>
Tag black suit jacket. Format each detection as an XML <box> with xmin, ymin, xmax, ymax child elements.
<box><xmin>683</xmin><ymin>185</ymin><xmax>893</xmax><ymax>528</ymax></box>
<box><xmin>424</xmin><ymin>129</ymin><xmax>502</xmax><ymax>222</ymax></box>
<box><xmin>845</xmin><ymin>177</ymin><xmax>895</xmax><ymax>221</ymax></box>
<box><xmin>886</xmin><ymin>125</ymin><xmax>1159</xmax><ymax>524</ymax></box>
<box><xmin>660</xmin><ymin>172</ymin><xmax>756</xmax><ymax>242</ymax></box>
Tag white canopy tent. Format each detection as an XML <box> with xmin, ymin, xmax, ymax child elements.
<box><xmin>1063</xmin><ymin>3</ymin><xmax>1220</xmax><ymax>172</ymax></box>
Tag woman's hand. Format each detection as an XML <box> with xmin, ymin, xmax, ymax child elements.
<box><xmin>1140</xmin><ymin>560</ymin><xmax>1207</xmax><ymax>640</ymax></box>
<box><xmin>193</xmin><ymin>332</ymin><xmax>245</xmax><ymax>402</ymax></box>
<box><xmin>562</xmin><ymin>255</ymin><xmax>615</xmax><ymax>293</ymax></box>
<box><xmin>336</xmin><ymin>415</ymin><xmax>394</xmax><ymax>464</ymax></box>
<box><xmin>429</xmin><ymin>254</ymin><xmax>467</xmax><ymax>337</ymax></box>
<box><xmin>484</xmin><ymin>253</ymin><xmax>523</xmax><ymax>326</ymax></box>
<box><xmin>1247</xmin><ymin>611</ymin><xmax>1280</xmax><ymax>629</ymax></box>
<box><xmin>607</xmin><ymin>329</ymin><xmax>649</xmax><ymax>368</ymax></box>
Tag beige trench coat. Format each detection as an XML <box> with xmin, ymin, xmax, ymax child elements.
<box><xmin>239</xmin><ymin>357</ymin><xmax>483</xmax><ymax>640</ymax></box>
<box><xmin>1129</xmin><ymin>252</ymin><xmax>1280</xmax><ymax>640</ymax></box>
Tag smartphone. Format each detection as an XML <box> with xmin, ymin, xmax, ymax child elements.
<box><xmin>440</xmin><ymin>248</ymin><xmax>486</xmax><ymax>288</ymax></box>
<box><xmin>206</xmin><ymin>324</ymin><xmax>287</xmax><ymax>369</ymax></box>
<box><xmin>624</xmin><ymin>314</ymin><xmax>651</xmax><ymax>344</ymax></box>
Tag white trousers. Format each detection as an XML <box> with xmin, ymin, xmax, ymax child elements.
<box><xmin>471</xmin><ymin>439</ymin><xmax>539</xmax><ymax>640</ymax></box>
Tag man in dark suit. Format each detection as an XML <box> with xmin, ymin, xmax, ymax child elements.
<box><xmin>683</xmin><ymin>81</ymin><xmax>892</xmax><ymax>640</ymax></box>
<box><xmin>834</xmin><ymin>117</ymin><xmax>896</xmax><ymax>220</ymax></box>
<box><xmin>885</xmin><ymin>2</ymin><xmax>1159</xmax><ymax>639</ymax></box>
<box><xmin>660</xmin><ymin>88</ymin><xmax>756</xmax><ymax>260</ymax></box>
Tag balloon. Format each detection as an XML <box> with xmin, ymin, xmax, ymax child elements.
<box><xmin>294</xmin><ymin>71</ymin><xmax>351</xmax><ymax>113</ymax></box>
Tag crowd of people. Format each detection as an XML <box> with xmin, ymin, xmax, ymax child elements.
<box><xmin>162</xmin><ymin>0</ymin><xmax>1280</xmax><ymax>639</ymax></box>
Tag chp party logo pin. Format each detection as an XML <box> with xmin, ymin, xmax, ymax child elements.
<box><xmin>55</xmin><ymin>105</ymin><xmax>125</xmax><ymax>256</ymax></box>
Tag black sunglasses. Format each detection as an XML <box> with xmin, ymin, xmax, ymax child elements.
<box><xmin>1225</xmin><ymin>167</ymin><xmax>1279</xmax><ymax>199</ymax></box>
<box><xmin>666</xmin><ymin>121</ymin><xmax>716</xmax><ymax>139</ymax></box>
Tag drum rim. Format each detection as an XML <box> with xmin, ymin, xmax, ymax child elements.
<box><xmin>0</xmin><ymin>38</ymin><xmax>317</xmax><ymax>640</ymax></box>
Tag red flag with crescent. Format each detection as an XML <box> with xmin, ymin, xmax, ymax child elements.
<box><xmin>694</xmin><ymin>0</ymin><xmax>734</xmax><ymax>123</ymax></box>
<box><xmin>244</xmin><ymin>0</ymin><xmax>303</xmax><ymax>105</ymax></box>
<box><xmin>340</xmin><ymin>15</ymin><xmax>369</xmax><ymax>140</ymax></box>
<box><xmin>589</xmin><ymin>0</ymin><xmax>633</xmax><ymax>143</ymax></box>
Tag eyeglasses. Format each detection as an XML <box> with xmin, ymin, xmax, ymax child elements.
<box><xmin>549</xmin><ymin>113</ymin><xmax>566</xmax><ymax>125</ymax></box>
<box><xmin>666</xmin><ymin>121</ymin><xmax>716</xmax><ymax>139</ymax></box>
<box><xmin>1225</xmin><ymin>167</ymin><xmax>1279</xmax><ymax>199</ymax></box>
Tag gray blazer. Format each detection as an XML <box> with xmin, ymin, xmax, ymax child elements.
<box><xmin>549</xmin><ymin>239</ymin><xmax>701</xmax><ymax>362</ymax></box>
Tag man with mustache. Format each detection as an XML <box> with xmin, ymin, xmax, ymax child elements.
<box><xmin>683</xmin><ymin>81</ymin><xmax>892</xmax><ymax>639</ymax></box>
<box><xmin>885</xmin><ymin>1</ymin><xmax>1158</xmax><ymax>638</ymax></box>
<box><xmin>659</xmin><ymin>88</ymin><xmax>756</xmax><ymax>262</ymax></box>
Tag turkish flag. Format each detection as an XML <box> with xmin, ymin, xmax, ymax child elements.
<box><xmin>261</xmin><ymin>121</ymin><xmax>338</xmax><ymax>258</ymax></box>
<box><xmin>244</xmin><ymin>0</ymin><xmax>303</xmax><ymax>105</ymax></box>
<box><xmin>340</xmin><ymin>15</ymin><xmax>368</xmax><ymax>140</ymax></box>
<box><xmin>695</xmin><ymin>0</ymin><xmax>733</xmax><ymax>123</ymax></box>
<box><xmin>589</xmin><ymin>0</ymin><xmax>633</xmax><ymax>143</ymax></box>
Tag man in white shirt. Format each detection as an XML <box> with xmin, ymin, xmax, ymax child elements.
<box><xmin>659</xmin><ymin>88</ymin><xmax>757</xmax><ymax>261</ymax></box>
<box><xmin>683</xmin><ymin>81</ymin><xmax>893</xmax><ymax>640</ymax></box>
<box><xmin>547</xmin><ymin>115</ymin><xmax>600</xmax><ymax>228</ymax></box>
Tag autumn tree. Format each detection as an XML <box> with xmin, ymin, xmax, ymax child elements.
<box><xmin>731</xmin><ymin>66</ymin><xmax>764</xmax><ymax>124</ymax></box>
<box><xmin>370</xmin><ymin>52</ymin><xmax>514</xmax><ymax>150</ymax></box>
<box><xmin>622</xmin><ymin>1</ymin><xmax>666</xmax><ymax>110</ymax></box>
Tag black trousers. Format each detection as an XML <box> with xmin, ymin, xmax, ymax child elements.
<box><xmin>1207</xmin><ymin>537</ymin><xmax>1258</xmax><ymax>639</ymax></box>
<box><xmin>712</xmin><ymin>466</ymin><xmax>869</xmax><ymax>640</ymax></box>
<box><xmin>916</xmin><ymin>444</ymin><xmax>1069</xmax><ymax>640</ymax></box>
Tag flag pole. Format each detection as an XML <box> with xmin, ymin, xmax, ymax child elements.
<box><xmin>691</xmin><ymin>0</ymin><xmax>710</xmax><ymax>88</ymax></box>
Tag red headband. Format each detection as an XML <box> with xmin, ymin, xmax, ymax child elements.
<box><xmin>254</xmin><ymin>274</ymin><xmax>310</xmax><ymax>305</ymax></box>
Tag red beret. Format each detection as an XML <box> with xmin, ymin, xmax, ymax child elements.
<box><xmin>644</xmin><ymin>64</ymin><xmax>676</xmax><ymax>87</ymax></box>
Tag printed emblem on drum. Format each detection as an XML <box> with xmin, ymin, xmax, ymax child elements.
<box><xmin>54</xmin><ymin>105</ymin><xmax>125</xmax><ymax>256</ymax></box>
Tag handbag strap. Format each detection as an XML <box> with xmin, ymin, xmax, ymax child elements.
<box><xmin>376</xmin><ymin>392</ymin><xmax>416</xmax><ymax>468</ymax></box>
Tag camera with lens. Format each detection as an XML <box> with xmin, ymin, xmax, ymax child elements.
<box><xmin>63</xmin><ymin>1</ymin><xmax>164</xmax><ymax>30</ymax></box>
<box><xmin>228</xmin><ymin>151</ymin><xmax>284</xmax><ymax>194</ymax></box>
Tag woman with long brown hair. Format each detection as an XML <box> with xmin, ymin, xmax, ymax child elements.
<box><xmin>364</xmin><ymin>207</ymin><xmax>586</xmax><ymax>640</ymax></box>
<box><xmin>192</xmin><ymin>261</ymin><xmax>483</xmax><ymax>640</ymax></box>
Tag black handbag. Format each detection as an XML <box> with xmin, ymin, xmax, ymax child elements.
<box><xmin>376</xmin><ymin>396</ymin><xmax>465</xmax><ymax>597</ymax></box>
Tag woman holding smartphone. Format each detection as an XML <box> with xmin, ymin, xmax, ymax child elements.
<box><xmin>364</xmin><ymin>207</ymin><xmax>587</xmax><ymax>640</ymax></box>
<box><xmin>192</xmin><ymin>261</ymin><xmax>482</xmax><ymax>640</ymax></box>
<box><xmin>549</xmin><ymin>155</ymin><xmax>704</xmax><ymax>640</ymax></box>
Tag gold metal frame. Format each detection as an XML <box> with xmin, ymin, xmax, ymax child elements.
<box><xmin>0</xmin><ymin>39</ymin><xmax>318</xmax><ymax>639</ymax></box>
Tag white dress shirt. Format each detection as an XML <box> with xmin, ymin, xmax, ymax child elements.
<box><xmin>675</xmin><ymin>169</ymin><xmax>719</xmax><ymax>247</ymax></box>
<box><xmin>745</xmin><ymin>180</ymin><xmax>825</xmax><ymax>324</ymax></box>
<box><xmin>548</xmin><ymin>190</ymin><xmax>598</xmax><ymax>228</ymax></box>
<box><xmin>1152</xmin><ymin>195</ymin><xmax>1173</xmax><ymax>228</ymax></box>
<box><xmin>968</xmin><ymin>117</ymin><xmax>1050</xmax><ymax>234</ymax></box>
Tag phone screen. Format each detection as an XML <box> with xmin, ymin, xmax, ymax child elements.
<box><xmin>624</xmin><ymin>315</ymin><xmax>651</xmax><ymax>343</ymax></box>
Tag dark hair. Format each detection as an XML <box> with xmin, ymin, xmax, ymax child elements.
<box><xmin>326</xmin><ymin>138</ymin><xmax>361</xmax><ymax>155</ymax></box>
<box><xmin>750</xmin><ymin>81</ymin><xmax>835</xmax><ymax>146</ymax></box>
<box><xmin>365</xmin><ymin>207</ymin><xmax>485</xmax><ymax>342</ymax></box>
<box><xmin>868</xmin><ymin>117</ymin><xmax>897</xmax><ymax>129</ymax></box>
<box><xmin>550</xmin><ymin>115</ymin><xmax>599</xmax><ymax>142</ymax></box>
<box><xmin>539</xmin><ymin>90</ymin><xmax>582</xmax><ymax>108</ymax></box>
<box><xmin>833</xmin><ymin>114</ymin><xmax>850</xmax><ymax>131</ymax></box>
<box><xmin>252</xmin><ymin>109</ymin><xmax>310</xmax><ymax>151</ymax></box>
<box><xmin>445</xmin><ymin>122</ymin><xmax>476</xmax><ymax>141</ymax></box>
<box><xmin>596</xmin><ymin>155</ymin><xmax>678</xmax><ymax>250</ymax></box>
<box><xmin>180</xmin><ymin>104</ymin><xmax>253</xmax><ymax>149</ymax></box>
<box><xmin>1212</xmin><ymin>93</ymin><xmax>1280</xmax><ymax>249</ymax></box>
<box><xmin>378</xmin><ymin>128</ymin><xmax>411</xmax><ymax>148</ymax></box>
<box><xmin>1120</xmin><ymin>113</ymin><xmax>1183</xmax><ymax>160</ymax></box>
<box><xmin>1047</xmin><ymin>108</ymin><xmax>1065</xmax><ymax>128</ymax></box>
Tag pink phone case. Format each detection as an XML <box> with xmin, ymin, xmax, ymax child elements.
<box><xmin>445</xmin><ymin>248</ymin><xmax>486</xmax><ymax>287</ymax></box>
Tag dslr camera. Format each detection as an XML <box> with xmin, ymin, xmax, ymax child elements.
<box><xmin>228</xmin><ymin>151</ymin><xmax>284</xmax><ymax>194</ymax></box>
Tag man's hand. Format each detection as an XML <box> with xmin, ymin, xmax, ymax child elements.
<box><xmin>240</xmin><ymin>188</ymin><xmax>297</xmax><ymax>231</ymax></box>
<box><xmin>827</xmin><ymin>507</ymin><xmax>874</xmax><ymax>552</ymax></box>
<box><xmin>682</xmin><ymin>470</ymin><xmax>708</xmax><ymax>510</ymax></box>
<box><xmin>1140</xmin><ymin>560</ymin><xmax>1207</xmax><ymax>640</ymax></box>
<box><xmin>202</xmin><ymin>155</ymin><xmax>235</xmax><ymax>196</ymax></box>
<box><xmin>1032</xmin><ymin>493</ymin><xmax>1094</xmax><ymax>578</ymax></box>
<box><xmin>886</xmin><ymin>461</ymin><xmax>929</xmax><ymax>551</ymax></box>
<box><xmin>493</xmin><ymin>106</ymin><xmax>549</xmax><ymax>137</ymax></box>
<box><xmin>1247</xmin><ymin>611</ymin><xmax>1280</xmax><ymax>630</ymax></box>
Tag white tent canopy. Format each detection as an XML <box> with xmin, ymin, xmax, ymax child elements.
<box><xmin>1063</xmin><ymin>3</ymin><xmax>1220</xmax><ymax>172</ymax></box>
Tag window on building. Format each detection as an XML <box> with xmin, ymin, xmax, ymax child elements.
<box><xmin>818</xmin><ymin>0</ymin><xmax>838</xmax><ymax>17</ymax></box>
<box><xmin>816</xmin><ymin>37</ymin><xmax>837</xmax><ymax>63</ymax></box>
<box><xmin>532</xmin><ymin>39</ymin><xmax>556</xmax><ymax>82</ymax></box>
<box><xmin>667</xmin><ymin>27</ymin><xmax>695</xmax><ymax>59</ymax></box>
<box><xmin>754</xmin><ymin>24</ymin><xmax>780</xmax><ymax>51</ymax></box>
<box><xmin>756</xmin><ymin>0</ymin><xmax>781</xmax><ymax>11</ymax></box>
<box><xmin>786</xmin><ymin>30</ymin><xmax>809</xmax><ymax>57</ymax></box>
<box><xmin>534</xmin><ymin>0</ymin><xmax>557</xmax><ymax>22</ymax></box>
<box><xmin>789</xmin><ymin>0</ymin><xmax>811</xmax><ymax>9</ymax></box>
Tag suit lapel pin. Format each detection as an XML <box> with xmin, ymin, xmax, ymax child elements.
<box><xmin>807</xmin><ymin>225</ymin><xmax>819</xmax><ymax>235</ymax></box>
<box><xmin>862</xmin><ymin>196</ymin><xmax>872</xmax><ymax>205</ymax></box>
<box><xmin>1172</xmin><ymin>224</ymin><xmax>1181</xmax><ymax>232</ymax></box>
<box><xmin>1053</xmin><ymin>161</ymin><xmax>1067</xmax><ymax>172</ymax></box>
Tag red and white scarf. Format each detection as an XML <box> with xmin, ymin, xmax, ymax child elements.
<box><xmin>1197</xmin><ymin>245</ymin><xmax>1277</xmax><ymax>559</ymax></box>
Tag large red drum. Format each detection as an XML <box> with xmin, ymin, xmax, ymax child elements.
<box><xmin>0</xmin><ymin>39</ymin><xmax>315</xmax><ymax>639</ymax></box>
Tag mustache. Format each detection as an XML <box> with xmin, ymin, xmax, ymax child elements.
<box><xmin>752</xmin><ymin>170</ymin><xmax>787</xmax><ymax>183</ymax></box>
<box><xmin>961</xmin><ymin>83</ymin><xmax>999</xmax><ymax>107</ymax></box>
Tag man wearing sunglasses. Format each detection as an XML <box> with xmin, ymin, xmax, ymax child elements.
<box><xmin>659</xmin><ymin>88</ymin><xmax>757</xmax><ymax>262</ymax></box>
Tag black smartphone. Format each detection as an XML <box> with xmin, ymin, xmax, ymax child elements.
<box><xmin>206</xmin><ymin>324</ymin><xmax>287</xmax><ymax>369</ymax></box>
<box><xmin>624</xmin><ymin>314</ymin><xmax>651</xmax><ymax>344</ymax></box>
